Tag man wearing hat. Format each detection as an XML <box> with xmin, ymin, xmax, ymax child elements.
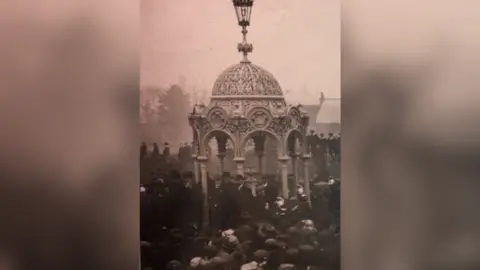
<box><xmin>298</xmin><ymin>245</ymin><xmax>315</xmax><ymax>268</ymax></box>
<box><xmin>218</xmin><ymin>172</ymin><xmax>239</xmax><ymax>229</ymax></box>
<box><xmin>166</xmin><ymin>260</ymin><xmax>183</xmax><ymax>270</ymax></box>
<box><xmin>162</xmin><ymin>142</ymin><xmax>170</xmax><ymax>156</ymax></box>
<box><xmin>284</xmin><ymin>248</ymin><xmax>299</xmax><ymax>266</ymax></box>
<box><xmin>253</xmin><ymin>249</ymin><xmax>269</xmax><ymax>264</ymax></box>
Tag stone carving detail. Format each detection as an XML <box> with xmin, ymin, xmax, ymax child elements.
<box><xmin>209</xmin><ymin>110</ymin><xmax>226</xmax><ymax>129</ymax></box>
<box><xmin>289</xmin><ymin>108</ymin><xmax>301</xmax><ymax>128</ymax></box>
<box><xmin>250</xmin><ymin>110</ymin><xmax>269</xmax><ymax>128</ymax></box>
<box><xmin>194</xmin><ymin>118</ymin><xmax>212</xmax><ymax>133</ymax></box>
<box><xmin>267</xmin><ymin>118</ymin><xmax>292</xmax><ymax>135</ymax></box>
<box><xmin>232</xmin><ymin>104</ymin><xmax>244</xmax><ymax>118</ymax></box>
<box><xmin>243</xmin><ymin>100</ymin><xmax>269</xmax><ymax>114</ymax></box>
<box><xmin>189</xmin><ymin>59</ymin><xmax>311</xmax><ymax>159</ymax></box>
<box><xmin>276</xmin><ymin>104</ymin><xmax>287</xmax><ymax>118</ymax></box>
<box><xmin>193</xmin><ymin>103</ymin><xmax>207</xmax><ymax>116</ymax></box>
<box><xmin>212</xmin><ymin>62</ymin><xmax>283</xmax><ymax>96</ymax></box>
<box><xmin>225</xmin><ymin>118</ymin><xmax>253</xmax><ymax>135</ymax></box>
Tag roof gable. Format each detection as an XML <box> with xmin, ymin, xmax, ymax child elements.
<box><xmin>316</xmin><ymin>98</ymin><xmax>340</xmax><ymax>123</ymax></box>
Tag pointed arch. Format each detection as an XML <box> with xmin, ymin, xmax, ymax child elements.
<box><xmin>240</xmin><ymin>129</ymin><xmax>283</xmax><ymax>157</ymax></box>
<box><xmin>285</xmin><ymin>128</ymin><xmax>306</xmax><ymax>155</ymax></box>
<box><xmin>200</xmin><ymin>129</ymin><xmax>237</xmax><ymax>157</ymax></box>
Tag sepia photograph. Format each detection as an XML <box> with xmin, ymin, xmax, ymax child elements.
<box><xmin>2</xmin><ymin>0</ymin><xmax>480</xmax><ymax>270</ymax></box>
<box><xmin>141</xmin><ymin>0</ymin><xmax>340</xmax><ymax>269</ymax></box>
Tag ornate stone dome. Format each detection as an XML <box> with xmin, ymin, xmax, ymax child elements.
<box><xmin>211</xmin><ymin>62</ymin><xmax>283</xmax><ymax>97</ymax></box>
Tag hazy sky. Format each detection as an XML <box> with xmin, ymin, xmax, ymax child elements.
<box><xmin>141</xmin><ymin>0</ymin><xmax>340</xmax><ymax>104</ymax></box>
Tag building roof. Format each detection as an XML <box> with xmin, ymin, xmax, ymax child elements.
<box><xmin>302</xmin><ymin>104</ymin><xmax>321</xmax><ymax>122</ymax></box>
<box><xmin>211</xmin><ymin>62</ymin><xmax>283</xmax><ymax>97</ymax></box>
<box><xmin>316</xmin><ymin>98</ymin><xmax>341</xmax><ymax>124</ymax></box>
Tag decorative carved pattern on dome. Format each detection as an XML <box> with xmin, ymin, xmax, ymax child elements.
<box><xmin>212</xmin><ymin>63</ymin><xmax>283</xmax><ymax>96</ymax></box>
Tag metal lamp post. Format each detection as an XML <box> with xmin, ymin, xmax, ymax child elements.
<box><xmin>232</xmin><ymin>0</ymin><xmax>254</xmax><ymax>62</ymax></box>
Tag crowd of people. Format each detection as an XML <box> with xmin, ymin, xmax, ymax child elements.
<box><xmin>140</xmin><ymin>152</ymin><xmax>341</xmax><ymax>270</ymax></box>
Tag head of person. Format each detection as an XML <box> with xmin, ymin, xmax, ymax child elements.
<box><xmin>166</xmin><ymin>260</ymin><xmax>182</xmax><ymax>270</ymax></box>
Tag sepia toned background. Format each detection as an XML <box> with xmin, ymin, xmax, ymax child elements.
<box><xmin>0</xmin><ymin>0</ymin><xmax>478</xmax><ymax>269</ymax></box>
<box><xmin>343</xmin><ymin>0</ymin><xmax>480</xmax><ymax>269</ymax></box>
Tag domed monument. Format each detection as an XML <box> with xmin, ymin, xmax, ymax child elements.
<box><xmin>188</xmin><ymin>0</ymin><xmax>311</xmax><ymax>227</ymax></box>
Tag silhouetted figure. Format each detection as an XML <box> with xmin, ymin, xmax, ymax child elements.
<box><xmin>140</xmin><ymin>141</ymin><xmax>147</xmax><ymax>160</ymax></box>
<box><xmin>264</xmin><ymin>177</ymin><xmax>279</xmax><ymax>207</ymax></box>
<box><xmin>183</xmin><ymin>143</ymin><xmax>191</xmax><ymax>157</ymax></box>
<box><xmin>327</xmin><ymin>133</ymin><xmax>336</xmax><ymax>161</ymax></box>
<box><xmin>152</xmin><ymin>143</ymin><xmax>160</xmax><ymax>157</ymax></box>
<box><xmin>178</xmin><ymin>142</ymin><xmax>192</xmax><ymax>170</ymax></box>
<box><xmin>333</xmin><ymin>133</ymin><xmax>340</xmax><ymax>160</ymax></box>
<box><xmin>329</xmin><ymin>180</ymin><xmax>340</xmax><ymax>229</ymax></box>
<box><xmin>163</xmin><ymin>142</ymin><xmax>170</xmax><ymax>158</ymax></box>
<box><xmin>178</xmin><ymin>144</ymin><xmax>184</xmax><ymax>159</ymax></box>
<box><xmin>306</xmin><ymin>130</ymin><xmax>318</xmax><ymax>154</ymax></box>
<box><xmin>318</xmin><ymin>133</ymin><xmax>327</xmax><ymax>154</ymax></box>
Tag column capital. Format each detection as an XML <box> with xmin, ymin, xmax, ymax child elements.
<box><xmin>301</xmin><ymin>154</ymin><xmax>312</xmax><ymax>160</ymax></box>
<box><xmin>191</xmin><ymin>154</ymin><xmax>198</xmax><ymax>159</ymax></box>
<box><xmin>233</xmin><ymin>157</ymin><xmax>245</xmax><ymax>163</ymax></box>
<box><xmin>197</xmin><ymin>155</ymin><xmax>208</xmax><ymax>162</ymax></box>
<box><xmin>217</xmin><ymin>152</ymin><xmax>226</xmax><ymax>158</ymax></box>
<box><xmin>278</xmin><ymin>156</ymin><xmax>290</xmax><ymax>162</ymax></box>
<box><xmin>289</xmin><ymin>152</ymin><xmax>300</xmax><ymax>158</ymax></box>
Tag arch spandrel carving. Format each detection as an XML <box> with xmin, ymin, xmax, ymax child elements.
<box><xmin>206</xmin><ymin>107</ymin><xmax>228</xmax><ymax>129</ymax></box>
<box><xmin>224</xmin><ymin>118</ymin><xmax>253</xmax><ymax>136</ymax></box>
<box><xmin>247</xmin><ymin>107</ymin><xmax>273</xmax><ymax>129</ymax></box>
<box><xmin>266</xmin><ymin>117</ymin><xmax>292</xmax><ymax>137</ymax></box>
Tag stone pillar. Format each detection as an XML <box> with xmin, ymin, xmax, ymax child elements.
<box><xmin>290</xmin><ymin>153</ymin><xmax>298</xmax><ymax>185</ymax></box>
<box><xmin>256</xmin><ymin>152</ymin><xmax>264</xmax><ymax>175</ymax></box>
<box><xmin>197</xmin><ymin>155</ymin><xmax>209</xmax><ymax>229</ymax></box>
<box><xmin>192</xmin><ymin>154</ymin><xmax>200</xmax><ymax>184</ymax></box>
<box><xmin>217</xmin><ymin>152</ymin><xmax>226</xmax><ymax>175</ymax></box>
<box><xmin>301</xmin><ymin>154</ymin><xmax>312</xmax><ymax>206</ymax></box>
<box><xmin>234</xmin><ymin>157</ymin><xmax>245</xmax><ymax>176</ymax></box>
<box><xmin>278</xmin><ymin>156</ymin><xmax>290</xmax><ymax>198</ymax></box>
